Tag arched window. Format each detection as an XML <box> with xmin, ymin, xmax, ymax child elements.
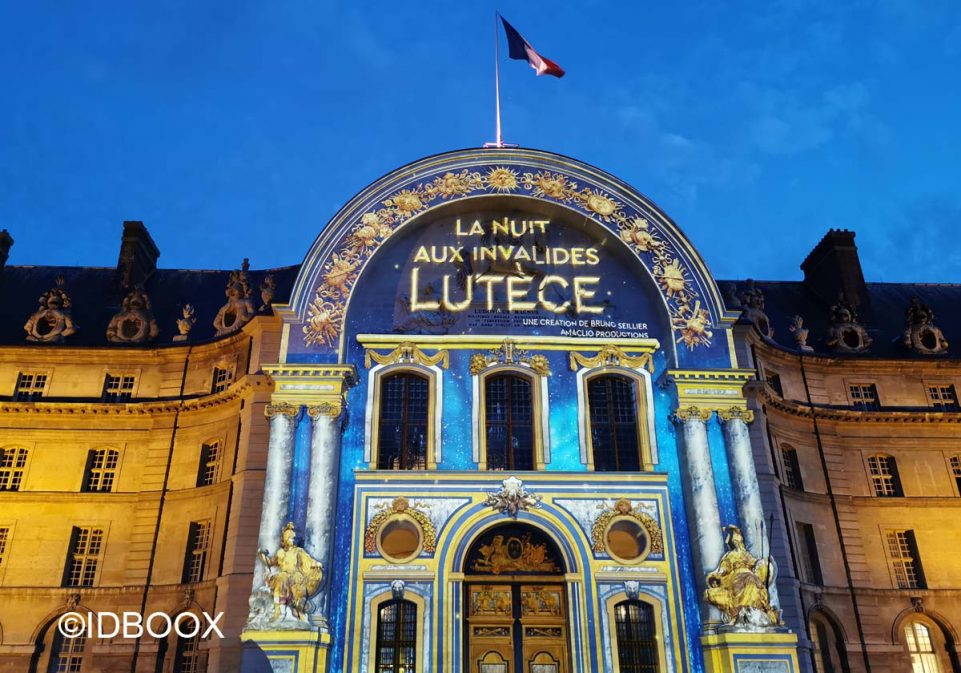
<box><xmin>868</xmin><ymin>455</ymin><xmax>903</xmax><ymax>497</ymax></box>
<box><xmin>173</xmin><ymin>632</ymin><xmax>205</xmax><ymax>673</ymax></box>
<box><xmin>47</xmin><ymin>631</ymin><xmax>85</xmax><ymax>673</ymax></box>
<box><xmin>375</xmin><ymin>599</ymin><xmax>417</xmax><ymax>673</ymax></box>
<box><xmin>376</xmin><ymin>372</ymin><xmax>429</xmax><ymax>470</ymax></box>
<box><xmin>904</xmin><ymin>621</ymin><xmax>943</xmax><ymax>673</ymax></box>
<box><xmin>614</xmin><ymin>600</ymin><xmax>659</xmax><ymax>673</ymax></box>
<box><xmin>588</xmin><ymin>375</ymin><xmax>642</xmax><ymax>471</ymax></box>
<box><xmin>484</xmin><ymin>373</ymin><xmax>534</xmax><ymax>471</ymax></box>
<box><xmin>809</xmin><ymin>612</ymin><xmax>848</xmax><ymax>673</ymax></box>
<box><xmin>83</xmin><ymin>449</ymin><xmax>119</xmax><ymax>493</ymax></box>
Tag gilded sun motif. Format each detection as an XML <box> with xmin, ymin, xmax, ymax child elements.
<box><xmin>486</xmin><ymin>167</ymin><xmax>519</xmax><ymax>192</ymax></box>
<box><xmin>582</xmin><ymin>190</ymin><xmax>619</xmax><ymax>220</ymax></box>
<box><xmin>657</xmin><ymin>259</ymin><xmax>688</xmax><ymax>297</ymax></box>
<box><xmin>303</xmin><ymin>298</ymin><xmax>343</xmax><ymax>348</ymax></box>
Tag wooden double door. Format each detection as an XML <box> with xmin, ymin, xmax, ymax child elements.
<box><xmin>466</xmin><ymin>581</ymin><xmax>570</xmax><ymax>673</ymax></box>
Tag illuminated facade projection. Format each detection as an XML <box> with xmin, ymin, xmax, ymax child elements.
<box><xmin>1</xmin><ymin>148</ymin><xmax>958</xmax><ymax>673</ymax></box>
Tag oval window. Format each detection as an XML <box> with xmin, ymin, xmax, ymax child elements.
<box><xmin>605</xmin><ymin>518</ymin><xmax>649</xmax><ymax>564</ymax></box>
<box><xmin>377</xmin><ymin>517</ymin><xmax>424</xmax><ymax>563</ymax></box>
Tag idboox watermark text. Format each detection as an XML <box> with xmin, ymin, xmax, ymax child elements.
<box><xmin>58</xmin><ymin>611</ymin><xmax>224</xmax><ymax>639</ymax></box>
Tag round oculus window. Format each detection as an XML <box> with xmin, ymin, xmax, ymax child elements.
<box><xmin>376</xmin><ymin>516</ymin><xmax>424</xmax><ymax>563</ymax></box>
<box><xmin>604</xmin><ymin>517</ymin><xmax>650</xmax><ymax>564</ymax></box>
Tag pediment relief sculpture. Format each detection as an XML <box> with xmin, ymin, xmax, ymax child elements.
<box><xmin>24</xmin><ymin>275</ymin><xmax>78</xmax><ymax>343</ymax></box>
<box><xmin>106</xmin><ymin>287</ymin><xmax>159</xmax><ymax>344</ymax></box>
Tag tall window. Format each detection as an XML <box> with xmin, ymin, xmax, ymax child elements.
<box><xmin>887</xmin><ymin>529</ymin><xmax>926</xmax><ymax>589</ymax></box>
<box><xmin>374</xmin><ymin>598</ymin><xmax>417</xmax><ymax>673</ymax></box>
<box><xmin>48</xmin><ymin>632</ymin><xmax>85</xmax><ymax>673</ymax></box>
<box><xmin>0</xmin><ymin>527</ymin><xmax>9</xmax><ymax>569</ymax></box>
<box><xmin>63</xmin><ymin>527</ymin><xmax>104</xmax><ymax>588</ymax></box>
<box><xmin>211</xmin><ymin>367</ymin><xmax>233</xmax><ymax>394</ymax></box>
<box><xmin>197</xmin><ymin>441</ymin><xmax>222</xmax><ymax>487</ymax></box>
<box><xmin>904</xmin><ymin>622</ymin><xmax>943</xmax><ymax>673</ymax></box>
<box><xmin>83</xmin><ymin>449</ymin><xmax>119</xmax><ymax>493</ymax></box>
<box><xmin>614</xmin><ymin>600</ymin><xmax>659</xmax><ymax>673</ymax></box>
<box><xmin>173</xmin><ymin>632</ymin><xmax>204</xmax><ymax>673</ymax></box>
<box><xmin>485</xmin><ymin>373</ymin><xmax>534</xmax><ymax>471</ymax></box>
<box><xmin>849</xmin><ymin>384</ymin><xmax>880</xmax><ymax>411</ymax></box>
<box><xmin>15</xmin><ymin>372</ymin><xmax>47</xmax><ymax>401</ymax></box>
<box><xmin>868</xmin><ymin>455</ymin><xmax>903</xmax><ymax>497</ymax></box>
<box><xmin>102</xmin><ymin>374</ymin><xmax>135</xmax><ymax>402</ymax></box>
<box><xmin>782</xmin><ymin>446</ymin><xmax>804</xmax><ymax>490</ymax></box>
<box><xmin>0</xmin><ymin>447</ymin><xmax>28</xmax><ymax>491</ymax></box>
<box><xmin>182</xmin><ymin>521</ymin><xmax>211</xmax><ymax>584</ymax></box>
<box><xmin>928</xmin><ymin>385</ymin><xmax>959</xmax><ymax>411</ymax></box>
<box><xmin>377</xmin><ymin>372</ymin><xmax>429</xmax><ymax>470</ymax></box>
<box><xmin>588</xmin><ymin>375</ymin><xmax>642</xmax><ymax>471</ymax></box>
<box><xmin>795</xmin><ymin>522</ymin><xmax>823</xmax><ymax>585</ymax></box>
<box><xmin>950</xmin><ymin>456</ymin><xmax>961</xmax><ymax>495</ymax></box>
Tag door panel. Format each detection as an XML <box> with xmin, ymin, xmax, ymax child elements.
<box><xmin>466</xmin><ymin>583</ymin><xmax>568</xmax><ymax>673</ymax></box>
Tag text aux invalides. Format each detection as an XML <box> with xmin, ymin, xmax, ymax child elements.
<box><xmin>408</xmin><ymin>217</ymin><xmax>606</xmax><ymax>315</ymax></box>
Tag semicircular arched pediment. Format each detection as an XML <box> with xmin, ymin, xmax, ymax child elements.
<box><xmin>286</xmin><ymin>148</ymin><xmax>733</xmax><ymax>362</ymax></box>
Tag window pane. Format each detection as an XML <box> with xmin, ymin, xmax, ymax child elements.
<box><xmin>378</xmin><ymin>373</ymin><xmax>429</xmax><ymax>470</ymax></box>
<box><xmin>485</xmin><ymin>374</ymin><xmax>534</xmax><ymax>470</ymax></box>
<box><xmin>375</xmin><ymin>599</ymin><xmax>417</xmax><ymax>673</ymax></box>
<box><xmin>614</xmin><ymin>600</ymin><xmax>659</xmax><ymax>673</ymax></box>
<box><xmin>589</xmin><ymin>375</ymin><xmax>641</xmax><ymax>472</ymax></box>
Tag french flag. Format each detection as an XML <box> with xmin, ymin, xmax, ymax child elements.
<box><xmin>500</xmin><ymin>16</ymin><xmax>566</xmax><ymax>78</ymax></box>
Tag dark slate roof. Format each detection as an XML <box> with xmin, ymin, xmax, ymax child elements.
<box><xmin>0</xmin><ymin>264</ymin><xmax>299</xmax><ymax>346</ymax></box>
<box><xmin>720</xmin><ymin>279</ymin><xmax>961</xmax><ymax>359</ymax></box>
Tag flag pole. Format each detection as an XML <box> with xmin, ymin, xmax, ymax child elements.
<box><xmin>484</xmin><ymin>12</ymin><xmax>504</xmax><ymax>148</ymax></box>
<box><xmin>494</xmin><ymin>11</ymin><xmax>503</xmax><ymax>147</ymax></box>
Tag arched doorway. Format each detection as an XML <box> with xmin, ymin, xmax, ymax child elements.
<box><xmin>463</xmin><ymin>523</ymin><xmax>570</xmax><ymax>673</ymax></box>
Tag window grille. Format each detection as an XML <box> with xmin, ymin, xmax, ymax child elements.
<box><xmin>374</xmin><ymin>599</ymin><xmax>417</xmax><ymax>673</ymax></box>
<box><xmin>173</xmin><ymin>632</ymin><xmax>205</xmax><ymax>673</ymax></box>
<box><xmin>64</xmin><ymin>527</ymin><xmax>104</xmax><ymax>588</ymax></box>
<box><xmin>928</xmin><ymin>385</ymin><xmax>959</xmax><ymax>411</ymax></box>
<box><xmin>211</xmin><ymin>367</ymin><xmax>233</xmax><ymax>394</ymax></box>
<box><xmin>182</xmin><ymin>521</ymin><xmax>211</xmax><ymax>584</ymax></box>
<box><xmin>48</xmin><ymin>633</ymin><xmax>85</xmax><ymax>673</ymax></box>
<box><xmin>795</xmin><ymin>522</ymin><xmax>823</xmax><ymax>584</ymax></box>
<box><xmin>377</xmin><ymin>373</ymin><xmax>429</xmax><ymax>470</ymax></box>
<box><xmin>904</xmin><ymin>622</ymin><xmax>942</xmax><ymax>673</ymax></box>
<box><xmin>782</xmin><ymin>447</ymin><xmax>804</xmax><ymax>490</ymax></box>
<box><xmin>0</xmin><ymin>447</ymin><xmax>28</xmax><ymax>491</ymax></box>
<box><xmin>588</xmin><ymin>375</ymin><xmax>641</xmax><ymax>471</ymax></box>
<box><xmin>484</xmin><ymin>373</ymin><xmax>534</xmax><ymax>471</ymax></box>
<box><xmin>868</xmin><ymin>455</ymin><xmax>903</xmax><ymax>497</ymax></box>
<box><xmin>614</xmin><ymin>600</ymin><xmax>660</xmax><ymax>673</ymax></box>
<box><xmin>0</xmin><ymin>527</ymin><xmax>9</xmax><ymax>568</ymax></box>
<box><xmin>197</xmin><ymin>441</ymin><xmax>221</xmax><ymax>487</ymax></box>
<box><xmin>849</xmin><ymin>384</ymin><xmax>880</xmax><ymax>411</ymax></box>
<box><xmin>950</xmin><ymin>456</ymin><xmax>961</xmax><ymax>495</ymax></box>
<box><xmin>102</xmin><ymin>374</ymin><xmax>135</xmax><ymax>402</ymax></box>
<box><xmin>83</xmin><ymin>449</ymin><xmax>119</xmax><ymax>493</ymax></box>
<box><xmin>886</xmin><ymin>529</ymin><xmax>926</xmax><ymax>589</ymax></box>
<box><xmin>15</xmin><ymin>372</ymin><xmax>47</xmax><ymax>401</ymax></box>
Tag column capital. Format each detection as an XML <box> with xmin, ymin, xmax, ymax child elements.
<box><xmin>265</xmin><ymin>401</ymin><xmax>300</xmax><ymax>418</ymax></box>
<box><xmin>307</xmin><ymin>402</ymin><xmax>343</xmax><ymax>419</ymax></box>
<box><xmin>674</xmin><ymin>405</ymin><xmax>713</xmax><ymax>423</ymax></box>
<box><xmin>665</xmin><ymin>368</ymin><xmax>755</xmax><ymax>410</ymax></box>
<box><xmin>717</xmin><ymin>406</ymin><xmax>755</xmax><ymax>424</ymax></box>
<box><xmin>263</xmin><ymin>363</ymin><xmax>356</xmax><ymax>410</ymax></box>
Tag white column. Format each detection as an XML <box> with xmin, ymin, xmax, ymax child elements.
<box><xmin>720</xmin><ymin>407</ymin><xmax>781</xmax><ymax>608</ymax></box>
<box><xmin>305</xmin><ymin>402</ymin><xmax>344</xmax><ymax>631</ymax></box>
<box><xmin>250</xmin><ymin>402</ymin><xmax>298</xmax><ymax>596</ymax></box>
<box><xmin>675</xmin><ymin>405</ymin><xmax>725</xmax><ymax>628</ymax></box>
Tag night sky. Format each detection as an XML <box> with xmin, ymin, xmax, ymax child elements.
<box><xmin>2</xmin><ymin>1</ymin><xmax>960</xmax><ymax>282</ymax></box>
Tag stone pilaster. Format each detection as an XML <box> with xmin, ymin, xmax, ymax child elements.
<box><xmin>674</xmin><ymin>405</ymin><xmax>725</xmax><ymax>628</ymax></box>
<box><xmin>305</xmin><ymin>401</ymin><xmax>344</xmax><ymax>631</ymax></box>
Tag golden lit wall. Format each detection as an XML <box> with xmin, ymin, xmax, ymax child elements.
<box><xmin>0</xmin><ymin>315</ymin><xmax>283</xmax><ymax>673</ymax></box>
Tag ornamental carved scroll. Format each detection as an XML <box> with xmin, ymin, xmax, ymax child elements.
<box><xmin>364</xmin><ymin>342</ymin><xmax>450</xmax><ymax>369</ymax></box>
<box><xmin>470</xmin><ymin>339</ymin><xmax>550</xmax><ymax>377</ymax></box>
<box><xmin>302</xmin><ymin>164</ymin><xmax>714</xmax><ymax>351</ymax></box>
<box><xmin>569</xmin><ymin>345</ymin><xmax>654</xmax><ymax>373</ymax></box>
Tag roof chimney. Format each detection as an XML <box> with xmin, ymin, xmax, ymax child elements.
<box><xmin>0</xmin><ymin>229</ymin><xmax>12</xmax><ymax>271</ymax></box>
<box><xmin>116</xmin><ymin>221</ymin><xmax>160</xmax><ymax>290</ymax></box>
<box><xmin>800</xmin><ymin>229</ymin><xmax>869</xmax><ymax>317</ymax></box>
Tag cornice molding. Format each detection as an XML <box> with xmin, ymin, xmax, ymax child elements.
<box><xmin>759</xmin><ymin>386</ymin><xmax>961</xmax><ymax>424</ymax></box>
<box><xmin>0</xmin><ymin>375</ymin><xmax>270</xmax><ymax>417</ymax></box>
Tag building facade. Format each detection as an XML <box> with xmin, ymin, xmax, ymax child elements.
<box><xmin>0</xmin><ymin>148</ymin><xmax>956</xmax><ymax>673</ymax></box>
